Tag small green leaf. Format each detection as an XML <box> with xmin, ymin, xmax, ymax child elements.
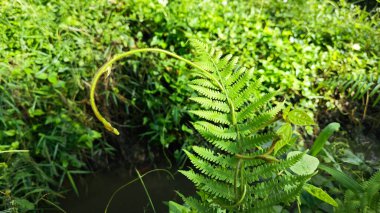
<box><xmin>35</xmin><ymin>72</ymin><xmax>48</xmax><ymax>80</ymax></box>
<box><xmin>287</xmin><ymin>109</ymin><xmax>315</xmax><ymax>125</ymax></box>
<box><xmin>282</xmin><ymin>105</ymin><xmax>292</xmax><ymax>120</ymax></box>
<box><xmin>4</xmin><ymin>130</ymin><xmax>16</xmax><ymax>136</ymax></box>
<box><xmin>310</xmin><ymin>122</ymin><xmax>340</xmax><ymax>156</ymax></box>
<box><xmin>14</xmin><ymin>198</ymin><xmax>35</xmax><ymax>211</ymax></box>
<box><xmin>28</xmin><ymin>108</ymin><xmax>45</xmax><ymax>117</ymax></box>
<box><xmin>288</xmin><ymin>151</ymin><xmax>319</xmax><ymax>175</ymax></box>
<box><xmin>274</xmin><ymin>123</ymin><xmax>292</xmax><ymax>154</ymax></box>
<box><xmin>48</xmin><ymin>72</ymin><xmax>58</xmax><ymax>84</ymax></box>
<box><xmin>318</xmin><ymin>164</ymin><xmax>362</xmax><ymax>193</ymax></box>
<box><xmin>169</xmin><ymin>201</ymin><xmax>190</xmax><ymax>213</ymax></box>
<box><xmin>303</xmin><ymin>184</ymin><xmax>338</xmax><ymax>207</ymax></box>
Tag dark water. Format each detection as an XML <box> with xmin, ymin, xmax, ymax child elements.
<box><xmin>59</xmin><ymin>166</ymin><xmax>194</xmax><ymax>213</ymax></box>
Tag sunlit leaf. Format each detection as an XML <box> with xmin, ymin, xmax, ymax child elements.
<box><xmin>288</xmin><ymin>151</ymin><xmax>319</xmax><ymax>175</ymax></box>
<box><xmin>303</xmin><ymin>184</ymin><xmax>338</xmax><ymax>207</ymax></box>
<box><xmin>310</xmin><ymin>122</ymin><xmax>340</xmax><ymax>156</ymax></box>
<box><xmin>287</xmin><ymin>109</ymin><xmax>315</xmax><ymax>126</ymax></box>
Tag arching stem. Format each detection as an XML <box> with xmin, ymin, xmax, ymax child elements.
<box><xmin>90</xmin><ymin>48</ymin><xmax>220</xmax><ymax>135</ymax></box>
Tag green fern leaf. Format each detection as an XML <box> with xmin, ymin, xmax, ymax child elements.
<box><xmin>189</xmin><ymin>97</ymin><xmax>230</xmax><ymax>113</ymax></box>
<box><xmin>225</xmin><ymin>67</ymin><xmax>247</xmax><ymax>86</ymax></box>
<box><xmin>217</xmin><ymin>54</ymin><xmax>233</xmax><ymax>70</ymax></box>
<box><xmin>240</xmin><ymin>132</ymin><xmax>277</xmax><ymax>152</ymax></box>
<box><xmin>238</xmin><ymin>103</ymin><xmax>283</xmax><ymax>135</ymax></box>
<box><xmin>246</xmin><ymin>152</ymin><xmax>304</xmax><ymax>183</ymax></box>
<box><xmin>193</xmin><ymin>121</ymin><xmax>237</xmax><ymax>140</ymax></box>
<box><xmin>237</xmin><ymin>92</ymin><xmax>277</xmax><ymax>121</ymax></box>
<box><xmin>189</xmin><ymin>110</ymin><xmax>231</xmax><ymax>125</ymax></box>
<box><xmin>194</xmin><ymin>61</ymin><xmax>217</xmax><ymax>73</ymax></box>
<box><xmin>189</xmin><ymin>85</ymin><xmax>226</xmax><ymax>101</ymax></box>
<box><xmin>227</xmin><ymin>68</ymin><xmax>254</xmax><ymax>99</ymax></box>
<box><xmin>191</xmin><ymin>79</ymin><xmax>219</xmax><ymax>90</ymax></box>
<box><xmin>192</xmin><ymin>146</ymin><xmax>237</xmax><ymax>167</ymax></box>
<box><xmin>220</xmin><ymin>56</ymin><xmax>239</xmax><ymax>79</ymax></box>
<box><xmin>180</xmin><ymin>170</ymin><xmax>235</xmax><ymax>201</ymax></box>
<box><xmin>233</xmin><ymin>79</ymin><xmax>263</xmax><ymax>109</ymax></box>
<box><xmin>184</xmin><ymin>150</ymin><xmax>236</xmax><ymax>184</ymax></box>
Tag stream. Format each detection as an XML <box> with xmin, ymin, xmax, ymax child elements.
<box><xmin>59</xmin><ymin>166</ymin><xmax>194</xmax><ymax>212</ymax></box>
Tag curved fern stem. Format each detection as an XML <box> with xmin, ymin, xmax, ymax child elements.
<box><xmin>90</xmin><ymin>48</ymin><xmax>223</xmax><ymax>135</ymax></box>
<box><xmin>220</xmin><ymin>185</ymin><xmax>247</xmax><ymax>209</ymax></box>
<box><xmin>235</xmin><ymin>153</ymin><xmax>279</xmax><ymax>163</ymax></box>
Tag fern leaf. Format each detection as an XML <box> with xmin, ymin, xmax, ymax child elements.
<box><xmin>189</xmin><ymin>84</ymin><xmax>226</xmax><ymax>101</ymax></box>
<box><xmin>192</xmin><ymin>146</ymin><xmax>237</xmax><ymax>167</ymax></box>
<box><xmin>180</xmin><ymin>170</ymin><xmax>235</xmax><ymax>201</ymax></box>
<box><xmin>252</xmin><ymin>173</ymin><xmax>312</xmax><ymax>198</ymax></box>
<box><xmin>189</xmin><ymin>110</ymin><xmax>231</xmax><ymax>125</ymax></box>
<box><xmin>238</xmin><ymin>103</ymin><xmax>283</xmax><ymax>135</ymax></box>
<box><xmin>233</xmin><ymin>79</ymin><xmax>263</xmax><ymax>109</ymax></box>
<box><xmin>191</xmin><ymin>79</ymin><xmax>219</xmax><ymax>90</ymax></box>
<box><xmin>189</xmin><ymin>97</ymin><xmax>230</xmax><ymax>113</ymax></box>
<box><xmin>246</xmin><ymin>152</ymin><xmax>304</xmax><ymax>183</ymax></box>
<box><xmin>237</xmin><ymin>92</ymin><xmax>277</xmax><ymax>122</ymax></box>
<box><xmin>217</xmin><ymin>54</ymin><xmax>233</xmax><ymax>70</ymax></box>
<box><xmin>178</xmin><ymin>193</ymin><xmax>209</xmax><ymax>212</ymax></box>
<box><xmin>193</xmin><ymin>121</ymin><xmax>237</xmax><ymax>140</ymax></box>
<box><xmin>228</xmin><ymin>68</ymin><xmax>254</xmax><ymax>99</ymax></box>
<box><xmin>184</xmin><ymin>150</ymin><xmax>236</xmax><ymax>184</ymax></box>
<box><xmin>194</xmin><ymin>61</ymin><xmax>217</xmax><ymax>73</ymax></box>
<box><xmin>240</xmin><ymin>132</ymin><xmax>277</xmax><ymax>152</ymax></box>
<box><xmin>225</xmin><ymin>67</ymin><xmax>247</xmax><ymax>86</ymax></box>
<box><xmin>220</xmin><ymin>56</ymin><xmax>239</xmax><ymax>79</ymax></box>
<box><xmin>251</xmin><ymin>182</ymin><xmax>304</xmax><ymax>210</ymax></box>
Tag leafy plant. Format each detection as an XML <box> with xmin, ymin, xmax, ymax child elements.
<box><xmin>321</xmin><ymin>73</ymin><xmax>380</xmax><ymax>119</ymax></box>
<box><xmin>319</xmin><ymin>165</ymin><xmax>380</xmax><ymax>212</ymax></box>
<box><xmin>90</xmin><ymin>40</ymin><xmax>337</xmax><ymax>211</ymax></box>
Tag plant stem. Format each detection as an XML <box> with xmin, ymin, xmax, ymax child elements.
<box><xmin>136</xmin><ymin>169</ymin><xmax>156</xmax><ymax>213</ymax></box>
<box><xmin>90</xmin><ymin>48</ymin><xmax>218</xmax><ymax>135</ymax></box>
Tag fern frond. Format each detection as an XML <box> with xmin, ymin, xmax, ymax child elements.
<box><xmin>220</xmin><ymin>56</ymin><xmax>239</xmax><ymax>79</ymax></box>
<box><xmin>182</xmin><ymin>40</ymin><xmax>311</xmax><ymax>211</ymax></box>
<box><xmin>323</xmin><ymin>72</ymin><xmax>380</xmax><ymax>106</ymax></box>
<box><xmin>246</xmin><ymin>152</ymin><xmax>304</xmax><ymax>183</ymax></box>
<box><xmin>180</xmin><ymin>170</ymin><xmax>235</xmax><ymax>201</ymax></box>
<box><xmin>252</xmin><ymin>173</ymin><xmax>312</xmax><ymax>198</ymax></box>
<box><xmin>233</xmin><ymin>79</ymin><xmax>263</xmax><ymax>109</ymax></box>
<box><xmin>225</xmin><ymin>67</ymin><xmax>247</xmax><ymax>86</ymax></box>
<box><xmin>238</xmin><ymin>103</ymin><xmax>283</xmax><ymax>135</ymax></box>
<box><xmin>237</xmin><ymin>92</ymin><xmax>277</xmax><ymax>121</ymax></box>
<box><xmin>217</xmin><ymin>54</ymin><xmax>233</xmax><ymax>71</ymax></box>
<box><xmin>189</xmin><ymin>110</ymin><xmax>231</xmax><ymax>125</ymax></box>
<box><xmin>184</xmin><ymin>150</ymin><xmax>236</xmax><ymax>184</ymax></box>
<box><xmin>192</xmin><ymin>146</ymin><xmax>237</xmax><ymax>167</ymax></box>
<box><xmin>189</xmin><ymin>97</ymin><xmax>230</xmax><ymax>113</ymax></box>
<box><xmin>188</xmin><ymin>84</ymin><xmax>226</xmax><ymax>101</ymax></box>
<box><xmin>250</xmin><ymin>182</ymin><xmax>304</xmax><ymax>211</ymax></box>
<box><xmin>240</xmin><ymin>132</ymin><xmax>277</xmax><ymax>152</ymax></box>
<box><xmin>194</xmin><ymin>61</ymin><xmax>217</xmax><ymax>73</ymax></box>
<box><xmin>193</xmin><ymin>121</ymin><xmax>237</xmax><ymax>140</ymax></box>
<box><xmin>191</xmin><ymin>79</ymin><xmax>219</xmax><ymax>90</ymax></box>
<box><xmin>227</xmin><ymin>68</ymin><xmax>254</xmax><ymax>99</ymax></box>
<box><xmin>178</xmin><ymin>193</ymin><xmax>209</xmax><ymax>212</ymax></box>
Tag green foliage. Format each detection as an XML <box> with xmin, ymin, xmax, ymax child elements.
<box><xmin>1</xmin><ymin>0</ymin><xmax>379</xmax><ymax>211</ymax></box>
<box><xmin>331</xmin><ymin>169</ymin><xmax>380</xmax><ymax>212</ymax></box>
<box><xmin>177</xmin><ymin>40</ymin><xmax>322</xmax><ymax>211</ymax></box>
<box><xmin>303</xmin><ymin>183</ymin><xmax>338</xmax><ymax>207</ymax></box>
<box><xmin>322</xmin><ymin>73</ymin><xmax>380</xmax><ymax>109</ymax></box>
<box><xmin>310</xmin><ymin>122</ymin><xmax>341</xmax><ymax>156</ymax></box>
